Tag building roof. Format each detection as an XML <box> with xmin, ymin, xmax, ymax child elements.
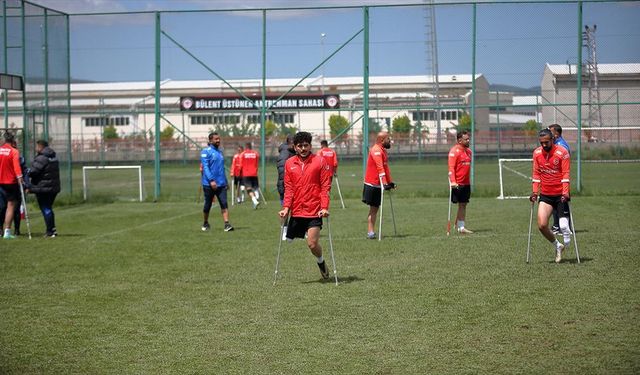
<box><xmin>546</xmin><ymin>63</ymin><xmax>640</xmax><ymax>76</ymax></box>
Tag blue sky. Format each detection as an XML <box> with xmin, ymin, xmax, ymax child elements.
<box><xmin>30</xmin><ymin>0</ymin><xmax>640</xmax><ymax>88</ymax></box>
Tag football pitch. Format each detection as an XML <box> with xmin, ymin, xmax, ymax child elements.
<box><xmin>1</xmin><ymin>160</ymin><xmax>639</xmax><ymax>373</ymax></box>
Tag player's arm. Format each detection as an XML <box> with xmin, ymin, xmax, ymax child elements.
<box><xmin>200</xmin><ymin>151</ymin><xmax>215</xmax><ymax>187</ymax></box>
<box><xmin>561</xmin><ymin>152</ymin><xmax>571</xmax><ymax>197</ymax></box>
<box><xmin>447</xmin><ymin>150</ymin><xmax>458</xmax><ymax>187</ymax></box>
<box><xmin>372</xmin><ymin>149</ymin><xmax>388</xmax><ymax>185</ymax></box>
<box><xmin>530</xmin><ymin>154</ymin><xmax>540</xmax><ymax>201</ymax></box>
<box><xmin>28</xmin><ymin>154</ymin><xmax>45</xmax><ymax>179</ymax></box>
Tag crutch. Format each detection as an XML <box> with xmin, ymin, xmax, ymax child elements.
<box><xmin>568</xmin><ymin>205</ymin><xmax>581</xmax><ymax>264</ymax></box>
<box><xmin>526</xmin><ymin>200</ymin><xmax>535</xmax><ymax>264</ymax></box>
<box><xmin>18</xmin><ymin>182</ymin><xmax>32</xmax><ymax>240</ymax></box>
<box><xmin>333</xmin><ymin>175</ymin><xmax>345</xmax><ymax>209</ymax></box>
<box><xmin>273</xmin><ymin>216</ymin><xmax>288</xmax><ymax>285</ymax></box>
<box><xmin>378</xmin><ymin>177</ymin><xmax>385</xmax><ymax>241</ymax></box>
<box><xmin>446</xmin><ymin>182</ymin><xmax>453</xmax><ymax>236</ymax></box>
<box><xmin>388</xmin><ymin>187</ymin><xmax>397</xmax><ymax>236</ymax></box>
<box><xmin>326</xmin><ymin>216</ymin><xmax>339</xmax><ymax>286</ymax></box>
<box><xmin>231</xmin><ymin>177</ymin><xmax>235</xmax><ymax>206</ymax></box>
<box><xmin>257</xmin><ymin>187</ymin><xmax>267</xmax><ymax>205</ymax></box>
<box><xmin>196</xmin><ymin>184</ymin><xmax>202</xmax><ymax>203</ymax></box>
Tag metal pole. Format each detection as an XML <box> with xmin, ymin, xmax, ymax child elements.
<box><xmin>616</xmin><ymin>89</ymin><xmax>620</xmax><ymax>156</ymax></box>
<box><xmin>496</xmin><ymin>91</ymin><xmax>501</xmax><ymax>159</ymax></box>
<box><xmin>154</xmin><ymin>11</ymin><xmax>161</xmax><ymax>200</ymax></box>
<box><xmin>362</xmin><ymin>6</ymin><xmax>370</xmax><ymax>176</ymax></box>
<box><xmin>321</xmin><ymin>32</ymin><xmax>326</xmax><ymax>139</ymax></box>
<box><xmin>43</xmin><ymin>8</ymin><xmax>49</xmax><ymax>140</ymax></box>
<box><xmin>416</xmin><ymin>93</ymin><xmax>422</xmax><ymax>160</ymax></box>
<box><xmin>260</xmin><ymin>10</ymin><xmax>266</xmax><ymax>189</ymax></box>
<box><xmin>470</xmin><ymin>3</ymin><xmax>476</xmax><ymax>189</ymax></box>
<box><xmin>21</xmin><ymin>0</ymin><xmax>27</xmax><ymax>155</ymax></box>
<box><xmin>66</xmin><ymin>14</ymin><xmax>72</xmax><ymax>194</ymax></box>
<box><xmin>3</xmin><ymin>0</ymin><xmax>8</xmax><ymax>129</ymax></box>
<box><xmin>576</xmin><ymin>1</ymin><xmax>583</xmax><ymax>192</ymax></box>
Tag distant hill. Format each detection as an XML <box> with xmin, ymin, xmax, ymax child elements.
<box><xmin>489</xmin><ymin>84</ymin><xmax>541</xmax><ymax>95</ymax></box>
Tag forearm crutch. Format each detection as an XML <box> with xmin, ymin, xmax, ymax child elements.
<box><xmin>231</xmin><ymin>177</ymin><xmax>235</xmax><ymax>206</ymax></box>
<box><xmin>447</xmin><ymin>181</ymin><xmax>453</xmax><ymax>236</ymax></box>
<box><xmin>18</xmin><ymin>183</ymin><xmax>32</xmax><ymax>240</ymax></box>
<box><xmin>327</xmin><ymin>216</ymin><xmax>338</xmax><ymax>286</ymax></box>
<box><xmin>526</xmin><ymin>201</ymin><xmax>534</xmax><ymax>264</ymax></box>
<box><xmin>378</xmin><ymin>176</ymin><xmax>385</xmax><ymax>241</ymax></box>
<box><xmin>273</xmin><ymin>216</ymin><xmax>288</xmax><ymax>286</ymax></box>
<box><xmin>388</xmin><ymin>187</ymin><xmax>397</xmax><ymax>236</ymax></box>
<box><xmin>333</xmin><ymin>175</ymin><xmax>345</xmax><ymax>209</ymax></box>
<box><xmin>569</xmin><ymin>206</ymin><xmax>581</xmax><ymax>264</ymax></box>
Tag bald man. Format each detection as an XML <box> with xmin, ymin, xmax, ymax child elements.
<box><xmin>362</xmin><ymin>132</ymin><xmax>394</xmax><ymax>239</ymax></box>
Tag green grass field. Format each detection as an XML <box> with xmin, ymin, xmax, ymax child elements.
<box><xmin>1</xmin><ymin>160</ymin><xmax>639</xmax><ymax>374</ymax></box>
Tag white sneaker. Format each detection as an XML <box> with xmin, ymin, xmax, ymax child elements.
<box><xmin>555</xmin><ymin>243</ymin><xmax>565</xmax><ymax>263</ymax></box>
<box><xmin>282</xmin><ymin>226</ymin><xmax>288</xmax><ymax>241</ymax></box>
<box><xmin>457</xmin><ymin>227</ymin><xmax>474</xmax><ymax>234</ymax></box>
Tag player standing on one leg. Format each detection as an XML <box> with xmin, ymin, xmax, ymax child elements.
<box><xmin>529</xmin><ymin>129</ymin><xmax>572</xmax><ymax>264</ymax></box>
<box><xmin>278</xmin><ymin>131</ymin><xmax>332</xmax><ymax>280</ymax></box>
<box><xmin>448</xmin><ymin>130</ymin><xmax>473</xmax><ymax>234</ymax></box>
<box><xmin>200</xmin><ymin>132</ymin><xmax>234</xmax><ymax>232</ymax></box>
<box><xmin>230</xmin><ymin>145</ymin><xmax>244</xmax><ymax>204</ymax></box>
<box><xmin>361</xmin><ymin>132</ymin><xmax>395</xmax><ymax>240</ymax></box>
<box><xmin>548</xmin><ymin>124</ymin><xmax>571</xmax><ymax>235</ymax></box>
<box><xmin>0</xmin><ymin>132</ymin><xmax>24</xmax><ymax>239</ymax></box>
<box><xmin>240</xmin><ymin>142</ymin><xmax>261</xmax><ymax>209</ymax></box>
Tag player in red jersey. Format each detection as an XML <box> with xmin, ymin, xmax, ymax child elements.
<box><xmin>362</xmin><ymin>131</ymin><xmax>394</xmax><ymax>239</ymax></box>
<box><xmin>0</xmin><ymin>132</ymin><xmax>24</xmax><ymax>239</ymax></box>
<box><xmin>529</xmin><ymin>129</ymin><xmax>572</xmax><ymax>263</ymax></box>
<box><xmin>317</xmin><ymin>140</ymin><xmax>338</xmax><ymax>177</ymax></box>
<box><xmin>448</xmin><ymin>130</ymin><xmax>473</xmax><ymax>234</ymax></box>
<box><xmin>278</xmin><ymin>131</ymin><xmax>332</xmax><ymax>280</ymax></box>
<box><xmin>240</xmin><ymin>142</ymin><xmax>261</xmax><ymax>209</ymax></box>
<box><xmin>230</xmin><ymin>145</ymin><xmax>244</xmax><ymax>204</ymax></box>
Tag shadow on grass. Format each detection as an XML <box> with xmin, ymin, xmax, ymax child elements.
<box><xmin>302</xmin><ymin>275</ymin><xmax>364</xmax><ymax>285</ymax></box>
<box><xmin>546</xmin><ymin>257</ymin><xmax>594</xmax><ymax>264</ymax></box>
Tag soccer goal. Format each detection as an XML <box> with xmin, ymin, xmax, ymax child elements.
<box><xmin>83</xmin><ymin>166</ymin><xmax>145</xmax><ymax>202</ymax></box>
<box><xmin>498</xmin><ymin>159</ymin><xmax>532</xmax><ymax>200</ymax></box>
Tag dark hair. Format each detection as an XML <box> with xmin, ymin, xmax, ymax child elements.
<box><xmin>236</xmin><ymin>144</ymin><xmax>244</xmax><ymax>150</ymax></box>
<box><xmin>245</xmin><ymin>142</ymin><xmax>252</xmax><ymax>149</ymax></box>
<box><xmin>538</xmin><ymin>128</ymin><xmax>553</xmax><ymax>138</ymax></box>
<box><xmin>208</xmin><ymin>132</ymin><xmax>219</xmax><ymax>140</ymax></box>
<box><xmin>3</xmin><ymin>132</ymin><xmax>15</xmax><ymax>144</ymax></box>
<box><xmin>548</xmin><ymin>123</ymin><xmax>562</xmax><ymax>135</ymax></box>
<box><xmin>456</xmin><ymin>130</ymin><xmax>469</xmax><ymax>140</ymax></box>
<box><xmin>293</xmin><ymin>131</ymin><xmax>312</xmax><ymax>146</ymax></box>
<box><xmin>36</xmin><ymin>139</ymin><xmax>49</xmax><ymax>147</ymax></box>
<box><xmin>285</xmin><ymin>134</ymin><xmax>294</xmax><ymax>144</ymax></box>
<box><xmin>320</xmin><ymin>140</ymin><xmax>328</xmax><ymax>147</ymax></box>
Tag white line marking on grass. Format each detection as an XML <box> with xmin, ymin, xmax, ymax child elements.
<box><xmin>80</xmin><ymin>211</ymin><xmax>196</xmax><ymax>242</ymax></box>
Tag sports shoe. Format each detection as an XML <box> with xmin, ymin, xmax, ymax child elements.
<box><xmin>44</xmin><ymin>232</ymin><xmax>57</xmax><ymax>238</ymax></box>
<box><xmin>14</xmin><ymin>230</ymin><xmax>20</xmax><ymax>236</ymax></box>
<box><xmin>318</xmin><ymin>261</ymin><xmax>330</xmax><ymax>280</ymax></box>
<box><xmin>252</xmin><ymin>200</ymin><xmax>260</xmax><ymax>210</ymax></box>
<box><xmin>3</xmin><ymin>233</ymin><xmax>16</xmax><ymax>239</ymax></box>
<box><xmin>551</xmin><ymin>226</ymin><xmax>560</xmax><ymax>235</ymax></box>
<box><xmin>555</xmin><ymin>243</ymin><xmax>565</xmax><ymax>263</ymax></box>
<box><xmin>457</xmin><ymin>227</ymin><xmax>474</xmax><ymax>234</ymax></box>
<box><xmin>224</xmin><ymin>224</ymin><xmax>234</xmax><ymax>232</ymax></box>
<box><xmin>367</xmin><ymin>232</ymin><xmax>376</xmax><ymax>240</ymax></box>
<box><xmin>201</xmin><ymin>222</ymin><xmax>211</xmax><ymax>231</ymax></box>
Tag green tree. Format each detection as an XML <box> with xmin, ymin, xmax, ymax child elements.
<box><xmin>160</xmin><ymin>125</ymin><xmax>175</xmax><ymax>141</ymax></box>
<box><xmin>457</xmin><ymin>113</ymin><xmax>472</xmax><ymax>133</ymax></box>
<box><xmin>265</xmin><ymin>120</ymin><xmax>277</xmax><ymax>137</ymax></box>
<box><xmin>368</xmin><ymin>119</ymin><xmax>382</xmax><ymax>134</ymax></box>
<box><xmin>103</xmin><ymin>124</ymin><xmax>119</xmax><ymax>140</ymax></box>
<box><xmin>392</xmin><ymin>115</ymin><xmax>412</xmax><ymax>134</ymax></box>
<box><xmin>329</xmin><ymin>114</ymin><xmax>349</xmax><ymax>141</ymax></box>
<box><xmin>523</xmin><ymin>119</ymin><xmax>540</xmax><ymax>136</ymax></box>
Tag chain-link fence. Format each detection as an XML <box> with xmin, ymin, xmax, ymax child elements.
<box><xmin>1</xmin><ymin>0</ymin><xmax>639</xmax><ymax>198</ymax></box>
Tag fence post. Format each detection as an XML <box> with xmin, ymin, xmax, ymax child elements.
<box><xmin>576</xmin><ymin>1</ymin><xmax>583</xmax><ymax>192</ymax></box>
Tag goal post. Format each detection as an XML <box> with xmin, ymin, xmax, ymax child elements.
<box><xmin>498</xmin><ymin>159</ymin><xmax>532</xmax><ymax>200</ymax></box>
<box><xmin>83</xmin><ymin>166</ymin><xmax>145</xmax><ymax>202</ymax></box>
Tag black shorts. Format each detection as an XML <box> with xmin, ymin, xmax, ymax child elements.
<box><xmin>286</xmin><ymin>217</ymin><xmax>322</xmax><ymax>239</ymax></box>
<box><xmin>0</xmin><ymin>184</ymin><xmax>19</xmax><ymax>202</ymax></box>
<box><xmin>451</xmin><ymin>185</ymin><xmax>471</xmax><ymax>204</ymax></box>
<box><xmin>203</xmin><ymin>185</ymin><xmax>229</xmax><ymax>211</ymax></box>
<box><xmin>232</xmin><ymin>177</ymin><xmax>242</xmax><ymax>187</ymax></box>
<box><xmin>362</xmin><ymin>184</ymin><xmax>382</xmax><ymax>207</ymax></box>
<box><xmin>539</xmin><ymin>194</ymin><xmax>569</xmax><ymax>218</ymax></box>
<box><xmin>242</xmin><ymin>176</ymin><xmax>259</xmax><ymax>190</ymax></box>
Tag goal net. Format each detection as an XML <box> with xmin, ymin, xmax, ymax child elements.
<box><xmin>498</xmin><ymin>159</ymin><xmax>532</xmax><ymax>199</ymax></box>
<box><xmin>82</xmin><ymin>166</ymin><xmax>145</xmax><ymax>202</ymax></box>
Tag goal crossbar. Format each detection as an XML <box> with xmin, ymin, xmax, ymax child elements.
<box><xmin>82</xmin><ymin>165</ymin><xmax>144</xmax><ymax>202</ymax></box>
<box><xmin>498</xmin><ymin>159</ymin><xmax>532</xmax><ymax>200</ymax></box>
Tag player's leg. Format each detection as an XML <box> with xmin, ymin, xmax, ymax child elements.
<box><xmin>454</xmin><ymin>185</ymin><xmax>473</xmax><ymax>234</ymax></box>
<box><xmin>201</xmin><ymin>186</ymin><xmax>213</xmax><ymax>231</ymax></box>
<box><xmin>362</xmin><ymin>184</ymin><xmax>381</xmax><ymax>239</ymax></box>
<box><xmin>36</xmin><ymin>192</ymin><xmax>56</xmax><ymax>237</ymax></box>
<box><xmin>367</xmin><ymin>206</ymin><xmax>378</xmax><ymax>239</ymax></box>
<box><xmin>558</xmin><ymin>201</ymin><xmax>571</xmax><ymax>246</ymax></box>
<box><xmin>538</xmin><ymin>198</ymin><xmax>565</xmax><ymax>263</ymax></box>
<box><xmin>216</xmin><ymin>186</ymin><xmax>233</xmax><ymax>232</ymax></box>
<box><xmin>3</xmin><ymin>186</ymin><xmax>18</xmax><ymax>238</ymax></box>
<box><xmin>551</xmin><ymin>207</ymin><xmax>560</xmax><ymax>234</ymax></box>
<box><xmin>306</xmin><ymin>223</ymin><xmax>329</xmax><ymax>279</ymax></box>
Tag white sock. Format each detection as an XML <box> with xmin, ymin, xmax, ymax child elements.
<box><xmin>316</xmin><ymin>255</ymin><xmax>324</xmax><ymax>264</ymax></box>
<box><xmin>553</xmin><ymin>239</ymin><xmax>563</xmax><ymax>249</ymax></box>
<box><xmin>252</xmin><ymin>196</ymin><xmax>259</xmax><ymax>204</ymax></box>
<box><xmin>255</xmin><ymin>190</ymin><xmax>260</xmax><ymax>199</ymax></box>
<box><xmin>4</xmin><ymin>228</ymin><xmax>9</xmax><ymax>236</ymax></box>
<box><xmin>559</xmin><ymin>217</ymin><xmax>572</xmax><ymax>244</ymax></box>
<box><xmin>458</xmin><ymin>220</ymin><xmax>465</xmax><ymax>229</ymax></box>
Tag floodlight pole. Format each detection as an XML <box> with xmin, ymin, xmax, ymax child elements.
<box><xmin>154</xmin><ymin>11</ymin><xmax>161</xmax><ymax>201</ymax></box>
<box><xmin>362</xmin><ymin>6</ymin><xmax>370</xmax><ymax>176</ymax></box>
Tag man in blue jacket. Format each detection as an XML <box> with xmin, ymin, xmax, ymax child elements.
<box><xmin>201</xmin><ymin>132</ymin><xmax>233</xmax><ymax>232</ymax></box>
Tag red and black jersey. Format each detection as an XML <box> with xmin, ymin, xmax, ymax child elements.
<box><xmin>240</xmin><ymin>149</ymin><xmax>259</xmax><ymax>177</ymax></box>
<box><xmin>448</xmin><ymin>144</ymin><xmax>472</xmax><ymax>185</ymax></box>
<box><xmin>0</xmin><ymin>143</ymin><xmax>22</xmax><ymax>184</ymax></box>
<box><xmin>316</xmin><ymin>146</ymin><xmax>338</xmax><ymax>175</ymax></box>
<box><xmin>364</xmin><ymin>144</ymin><xmax>392</xmax><ymax>186</ymax></box>
<box><xmin>231</xmin><ymin>153</ymin><xmax>242</xmax><ymax>177</ymax></box>
<box><xmin>283</xmin><ymin>153</ymin><xmax>331</xmax><ymax>218</ymax></box>
<box><xmin>532</xmin><ymin>144</ymin><xmax>570</xmax><ymax>196</ymax></box>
